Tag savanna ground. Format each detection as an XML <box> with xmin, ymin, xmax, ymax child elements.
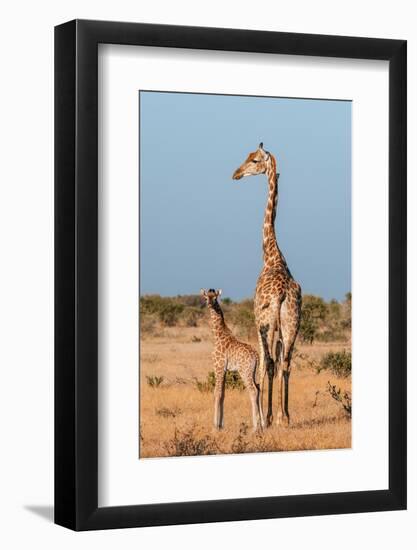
<box><xmin>139</xmin><ymin>293</ymin><xmax>352</xmax><ymax>458</ymax></box>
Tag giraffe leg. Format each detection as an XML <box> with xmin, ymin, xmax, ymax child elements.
<box><xmin>276</xmin><ymin>353</ymin><xmax>292</xmax><ymax>426</ymax></box>
<box><xmin>275</xmin><ymin>367</ymin><xmax>287</xmax><ymax>426</ymax></box>
<box><xmin>274</xmin><ymin>333</ymin><xmax>287</xmax><ymax>426</ymax></box>
<box><xmin>257</xmin><ymin>333</ymin><xmax>266</xmax><ymax>429</ymax></box>
<box><xmin>213</xmin><ymin>360</ymin><xmax>226</xmax><ymax>430</ymax></box>
<box><xmin>277</xmin><ymin>290</ymin><xmax>301</xmax><ymax>426</ymax></box>
<box><xmin>259</xmin><ymin>324</ymin><xmax>277</xmax><ymax>427</ymax></box>
<box><xmin>284</xmin><ymin>369</ymin><xmax>291</xmax><ymax>421</ymax></box>
<box><xmin>241</xmin><ymin>362</ymin><xmax>261</xmax><ymax>431</ymax></box>
<box><xmin>266</xmin><ymin>364</ymin><xmax>274</xmax><ymax>426</ymax></box>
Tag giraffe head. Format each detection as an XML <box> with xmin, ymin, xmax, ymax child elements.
<box><xmin>232</xmin><ymin>143</ymin><xmax>273</xmax><ymax>180</ymax></box>
<box><xmin>200</xmin><ymin>288</ymin><xmax>222</xmax><ymax>307</ymax></box>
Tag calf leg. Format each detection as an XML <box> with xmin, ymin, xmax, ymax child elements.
<box><xmin>213</xmin><ymin>360</ymin><xmax>226</xmax><ymax>430</ymax></box>
<box><xmin>242</xmin><ymin>362</ymin><xmax>261</xmax><ymax>431</ymax></box>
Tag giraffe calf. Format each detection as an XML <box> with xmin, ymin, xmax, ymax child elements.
<box><xmin>200</xmin><ymin>289</ymin><xmax>263</xmax><ymax>431</ymax></box>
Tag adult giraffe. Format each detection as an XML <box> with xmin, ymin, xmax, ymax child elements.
<box><xmin>232</xmin><ymin>143</ymin><xmax>302</xmax><ymax>427</ymax></box>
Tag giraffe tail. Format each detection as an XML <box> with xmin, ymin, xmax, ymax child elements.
<box><xmin>252</xmin><ymin>355</ymin><xmax>261</xmax><ymax>392</ymax></box>
<box><xmin>259</xmin><ymin>324</ymin><xmax>276</xmax><ymax>378</ymax></box>
<box><xmin>260</xmin><ymin>323</ymin><xmax>283</xmax><ymax>378</ymax></box>
<box><xmin>274</xmin><ymin>331</ymin><xmax>284</xmax><ymax>375</ymax></box>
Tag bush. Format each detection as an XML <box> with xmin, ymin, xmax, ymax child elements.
<box><xmin>158</xmin><ymin>303</ymin><xmax>184</xmax><ymax>326</ymax></box>
<box><xmin>230</xmin><ymin>300</ymin><xmax>255</xmax><ymax>338</ymax></box>
<box><xmin>316</xmin><ymin>329</ymin><xmax>345</xmax><ymax>342</ymax></box>
<box><xmin>342</xmin><ymin>293</ymin><xmax>352</xmax><ymax>329</ymax></box>
<box><xmin>319</xmin><ymin>351</ymin><xmax>351</xmax><ymax>378</ymax></box>
<box><xmin>156</xmin><ymin>406</ymin><xmax>181</xmax><ymax>418</ymax></box>
<box><xmin>300</xmin><ymin>295</ymin><xmax>327</xmax><ymax>344</ymax></box>
<box><xmin>230</xmin><ymin>424</ymin><xmax>276</xmax><ymax>454</ymax></box>
<box><xmin>177</xmin><ymin>294</ymin><xmax>203</xmax><ymax>308</ymax></box>
<box><xmin>146</xmin><ymin>375</ymin><xmax>164</xmax><ymax>388</ymax></box>
<box><xmin>140</xmin><ymin>295</ymin><xmax>184</xmax><ymax>326</ymax></box>
<box><xmin>140</xmin><ymin>294</ymin><xmax>205</xmax><ymax>327</ymax></box>
<box><xmin>299</xmin><ymin>294</ymin><xmax>352</xmax><ymax>344</ymax></box>
<box><xmin>195</xmin><ymin>370</ymin><xmax>245</xmax><ymax>392</ymax></box>
<box><xmin>194</xmin><ymin>378</ymin><xmax>212</xmax><ymax>393</ymax></box>
<box><xmin>140</xmin><ymin>295</ymin><xmax>167</xmax><ymax>315</ymax></box>
<box><xmin>231</xmin><ymin>422</ymin><xmax>250</xmax><ymax>453</ymax></box>
<box><xmin>327</xmin><ymin>382</ymin><xmax>352</xmax><ymax>417</ymax></box>
<box><xmin>181</xmin><ymin>306</ymin><xmax>204</xmax><ymax>327</ymax></box>
<box><xmin>163</xmin><ymin>427</ymin><xmax>218</xmax><ymax>456</ymax></box>
<box><xmin>140</xmin><ymin>315</ymin><xmax>156</xmax><ymax>335</ymax></box>
<box><xmin>139</xmin><ymin>293</ymin><xmax>352</xmax><ymax>342</ymax></box>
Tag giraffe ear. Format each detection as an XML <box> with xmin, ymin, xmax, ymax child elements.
<box><xmin>258</xmin><ymin>142</ymin><xmax>270</xmax><ymax>161</ymax></box>
<box><xmin>216</xmin><ymin>289</ymin><xmax>222</xmax><ymax>298</ymax></box>
<box><xmin>200</xmin><ymin>288</ymin><xmax>207</xmax><ymax>296</ymax></box>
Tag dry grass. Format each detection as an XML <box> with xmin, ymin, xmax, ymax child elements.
<box><xmin>139</xmin><ymin>325</ymin><xmax>351</xmax><ymax>458</ymax></box>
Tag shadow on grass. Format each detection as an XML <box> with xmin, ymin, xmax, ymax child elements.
<box><xmin>291</xmin><ymin>414</ymin><xmax>345</xmax><ymax>429</ymax></box>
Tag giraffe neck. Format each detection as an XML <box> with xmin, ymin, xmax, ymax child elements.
<box><xmin>208</xmin><ymin>301</ymin><xmax>229</xmax><ymax>341</ymax></box>
<box><xmin>262</xmin><ymin>156</ymin><xmax>288</xmax><ymax>271</ymax></box>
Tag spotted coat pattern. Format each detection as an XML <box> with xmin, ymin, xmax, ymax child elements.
<box><xmin>201</xmin><ymin>289</ymin><xmax>261</xmax><ymax>431</ymax></box>
<box><xmin>233</xmin><ymin>144</ymin><xmax>302</xmax><ymax>427</ymax></box>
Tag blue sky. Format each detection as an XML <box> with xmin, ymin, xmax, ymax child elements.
<box><xmin>140</xmin><ymin>91</ymin><xmax>351</xmax><ymax>302</ymax></box>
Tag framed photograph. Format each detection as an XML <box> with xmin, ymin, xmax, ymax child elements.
<box><xmin>55</xmin><ymin>19</ymin><xmax>406</xmax><ymax>530</ymax></box>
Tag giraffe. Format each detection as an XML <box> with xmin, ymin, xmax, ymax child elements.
<box><xmin>232</xmin><ymin>143</ymin><xmax>302</xmax><ymax>427</ymax></box>
<box><xmin>200</xmin><ymin>288</ymin><xmax>262</xmax><ymax>431</ymax></box>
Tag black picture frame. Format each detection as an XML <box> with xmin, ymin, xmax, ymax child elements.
<box><xmin>55</xmin><ymin>19</ymin><xmax>407</xmax><ymax>531</ymax></box>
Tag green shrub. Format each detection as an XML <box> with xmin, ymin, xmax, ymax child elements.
<box><xmin>319</xmin><ymin>351</ymin><xmax>351</xmax><ymax>378</ymax></box>
<box><xmin>158</xmin><ymin>303</ymin><xmax>184</xmax><ymax>326</ymax></box>
<box><xmin>299</xmin><ymin>295</ymin><xmax>352</xmax><ymax>344</ymax></box>
<box><xmin>163</xmin><ymin>427</ymin><xmax>218</xmax><ymax>456</ymax></box>
<box><xmin>317</xmin><ymin>329</ymin><xmax>346</xmax><ymax>343</ymax></box>
<box><xmin>195</xmin><ymin>370</ymin><xmax>245</xmax><ymax>392</ymax></box>
<box><xmin>139</xmin><ymin>293</ymin><xmax>352</xmax><ymax>343</ymax></box>
<box><xmin>156</xmin><ymin>406</ymin><xmax>181</xmax><ymax>418</ymax></box>
<box><xmin>141</xmin><ymin>294</ymin><xmax>209</xmax><ymax>327</ymax></box>
<box><xmin>299</xmin><ymin>319</ymin><xmax>316</xmax><ymax>344</ymax></box>
<box><xmin>177</xmin><ymin>294</ymin><xmax>202</xmax><ymax>307</ymax></box>
<box><xmin>181</xmin><ymin>306</ymin><xmax>204</xmax><ymax>327</ymax></box>
<box><xmin>146</xmin><ymin>375</ymin><xmax>164</xmax><ymax>388</ymax></box>
<box><xmin>230</xmin><ymin>300</ymin><xmax>255</xmax><ymax>338</ymax></box>
<box><xmin>140</xmin><ymin>315</ymin><xmax>156</xmax><ymax>335</ymax></box>
<box><xmin>219</xmin><ymin>370</ymin><xmax>245</xmax><ymax>391</ymax></box>
<box><xmin>342</xmin><ymin>294</ymin><xmax>352</xmax><ymax>329</ymax></box>
<box><xmin>300</xmin><ymin>295</ymin><xmax>327</xmax><ymax>344</ymax></box>
<box><xmin>140</xmin><ymin>295</ymin><xmax>167</xmax><ymax>315</ymax></box>
<box><xmin>231</xmin><ymin>422</ymin><xmax>250</xmax><ymax>453</ymax></box>
<box><xmin>327</xmin><ymin>382</ymin><xmax>352</xmax><ymax>417</ymax></box>
<box><xmin>194</xmin><ymin>378</ymin><xmax>212</xmax><ymax>393</ymax></box>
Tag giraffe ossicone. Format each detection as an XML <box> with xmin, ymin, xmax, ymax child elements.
<box><xmin>232</xmin><ymin>144</ymin><xmax>302</xmax><ymax>427</ymax></box>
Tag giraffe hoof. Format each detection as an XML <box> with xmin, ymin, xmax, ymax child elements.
<box><xmin>276</xmin><ymin>416</ymin><xmax>290</xmax><ymax>427</ymax></box>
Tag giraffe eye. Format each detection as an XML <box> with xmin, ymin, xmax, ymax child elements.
<box><xmin>252</xmin><ymin>160</ymin><xmax>259</xmax><ymax>163</ymax></box>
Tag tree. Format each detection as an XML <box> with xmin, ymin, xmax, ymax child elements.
<box><xmin>299</xmin><ymin>295</ymin><xmax>327</xmax><ymax>344</ymax></box>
